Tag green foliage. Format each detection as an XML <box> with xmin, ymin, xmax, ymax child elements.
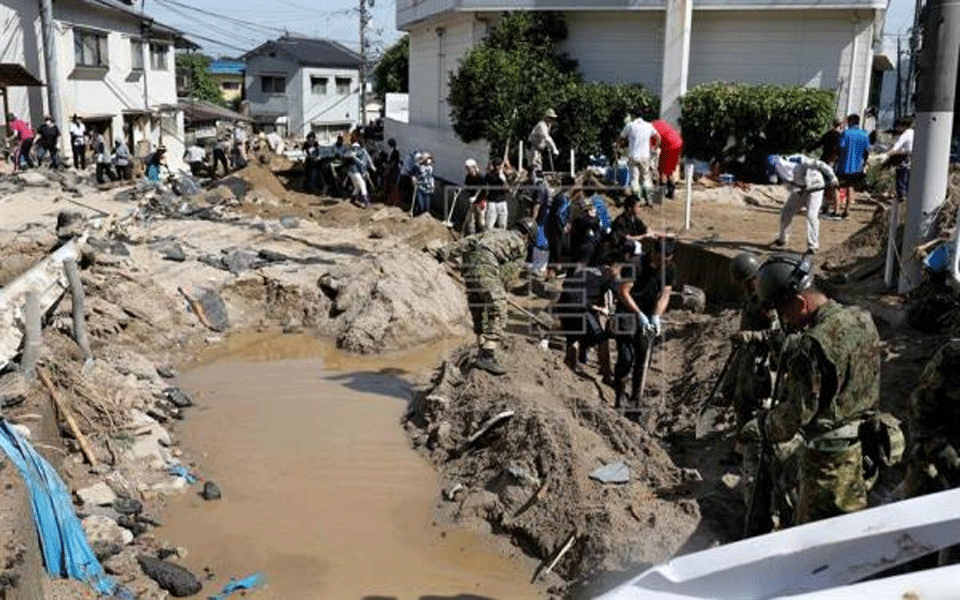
<box><xmin>373</xmin><ymin>35</ymin><xmax>409</xmax><ymax>97</ymax></box>
<box><xmin>176</xmin><ymin>53</ymin><xmax>224</xmax><ymax>106</ymax></box>
<box><xmin>680</xmin><ymin>83</ymin><xmax>835</xmax><ymax>179</ymax></box>
<box><xmin>448</xmin><ymin>11</ymin><xmax>659</xmax><ymax>164</ymax></box>
<box><xmin>865</xmin><ymin>158</ymin><xmax>895</xmax><ymax>196</ymax></box>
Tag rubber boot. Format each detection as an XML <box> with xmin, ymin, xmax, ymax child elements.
<box><xmin>475</xmin><ymin>349</ymin><xmax>507</xmax><ymax>376</ymax></box>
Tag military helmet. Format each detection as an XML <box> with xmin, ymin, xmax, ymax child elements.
<box><xmin>755</xmin><ymin>253</ymin><xmax>814</xmax><ymax>307</ymax></box>
<box><xmin>515</xmin><ymin>217</ymin><xmax>538</xmax><ymax>241</ymax></box>
<box><xmin>730</xmin><ymin>252</ymin><xmax>762</xmax><ymax>285</ymax></box>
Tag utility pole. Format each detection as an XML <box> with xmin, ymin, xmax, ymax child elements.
<box><xmin>358</xmin><ymin>0</ymin><xmax>372</xmax><ymax>127</ymax></box>
<box><xmin>39</xmin><ymin>0</ymin><xmax>64</xmax><ymax>157</ymax></box>
<box><xmin>899</xmin><ymin>0</ymin><xmax>960</xmax><ymax>292</ymax></box>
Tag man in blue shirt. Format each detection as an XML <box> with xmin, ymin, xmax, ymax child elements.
<box><xmin>834</xmin><ymin>114</ymin><xmax>870</xmax><ymax>219</ymax></box>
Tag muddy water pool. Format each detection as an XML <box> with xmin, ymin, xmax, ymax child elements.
<box><xmin>158</xmin><ymin>333</ymin><xmax>546</xmax><ymax>600</ymax></box>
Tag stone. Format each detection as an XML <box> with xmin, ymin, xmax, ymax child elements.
<box><xmin>721</xmin><ymin>473</ymin><xmax>742</xmax><ymax>490</ymax></box>
<box><xmin>200</xmin><ymin>481</ymin><xmax>221</xmax><ymax>501</ymax></box>
<box><xmin>137</xmin><ymin>555</ymin><xmax>202</xmax><ymax>597</ymax></box>
<box><xmin>76</xmin><ymin>482</ymin><xmax>117</xmax><ymax>506</ymax></box>
<box><xmin>56</xmin><ymin>210</ymin><xmax>85</xmax><ymax>239</ymax></box>
<box><xmin>195</xmin><ymin>288</ymin><xmax>230</xmax><ymax>332</ymax></box>
<box><xmin>150</xmin><ymin>477</ymin><xmax>188</xmax><ymax>495</ymax></box>
<box><xmin>443</xmin><ymin>483</ymin><xmax>464</xmax><ymax>501</ymax></box>
<box><xmin>589</xmin><ymin>461</ymin><xmax>631</xmax><ymax>484</ymax></box>
<box><xmin>86</xmin><ymin>237</ymin><xmax>130</xmax><ymax>256</ymax></box>
<box><xmin>0</xmin><ymin>180</ymin><xmax>24</xmax><ymax>195</ymax></box>
<box><xmin>156</xmin><ymin>366</ymin><xmax>176</xmax><ymax>379</ymax></box>
<box><xmin>222</xmin><ymin>250</ymin><xmax>260</xmax><ymax>275</ymax></box>
<box><xmin>218</xmin><ymin>177</ymin><xmax>250</xmax><ymax>200</ymax></box>
<box><xmin>112</xmin><ymin>190</ymin><xmax>133</xmax><ymax>203</ymax></box>
<box><xmin>0</xmin><ymin>372</ymin><xmax>27</xmax><ymax>409</ymax></box>
<box><xmin>153</xmin><ymin>240</ymin><xmax>186</xmax><ymax>262</ymax></box>
<box><xmin>368</xmin><ymin>225</ymin><xmax>389</xmax><ymax>239</ymax></box>
<box><xmin>279</xmin><ymin>215</ymin><xmax>299</xmax><ymax>228</ymax></box>
<box><xmin>164</xmin><ymin>387</ymin><xmax>193</xmax><ymax>408</ymax></box>
<box><xmin>681</xmin><ymin>467</ymin><xmax>704</xmax><ymax>482</ymax></box>
<box><xmin>17</xmin><ymin>171</ymin><xmax>51</xmax><ymax>187</ymax></box>
<box><xmin>113</xmin><ymin>497</ymin><xmax>143</xmax><ymax>516</ymax></box>
<box><xmin>82</xmin><ymin>515</ymin><xmax>134</xmax><ymax>546</ymax></box>
<box><xmin>91</xmin><ymin>541</ymin><xmax>123</xmax><ymax>562</ymax></box>
<box><xmin>117</xmin><ymin>515</ymin><xmax>149</xmax><ymax>536</ymax></box>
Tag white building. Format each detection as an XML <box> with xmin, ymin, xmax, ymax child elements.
<box><xmin>391</xmin><ymin>0</ymin><xmax>889</xmax><ymax>181</ymax></box>
<box><xmin>0</xmin><ymin>0</ymin><xmax>193</xmax><ymax>169</ymax></box>
<box><xmin>243</xmin><ymin>35</ymin><xmax>362</xmax><ymax>143</ymax></box>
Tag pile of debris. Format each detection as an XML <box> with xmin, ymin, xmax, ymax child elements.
<box><xmin>404</xmin><ymin>337</ymin><xmax>701</xmax><ymax>590</ymax></box>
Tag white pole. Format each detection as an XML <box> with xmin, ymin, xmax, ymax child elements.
<box><xmin>518</xmin><ymin>140</ymin><xmax>524</xmax><ymax>172</ymax></box>
<box><xmin>684</xmin><ymin>162</ymin><xmax>694</xmax><ymax>230</ymax></box>
<box><xmin>884</xmin><ymin>198</ymin><xmax>899</xmax><ymax>287</ymax></box>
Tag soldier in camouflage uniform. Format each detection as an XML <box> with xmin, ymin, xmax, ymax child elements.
<box><xmin>745</xmin><ymin>253</ymin><xmax>880</xmax><ymax>526</ymax></box>
<box><xmin>905</xmin><ymin>341</ymin><xmax>960</xmax><ymax>497</ymax></box>
<box><xmin>437</xmin><ymin>218</ymin><xmax>537</xmax><ymax>375</ymax></box>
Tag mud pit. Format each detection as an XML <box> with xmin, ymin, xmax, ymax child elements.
<box><xmin>161</xmin><ymin>334</ymin><xmax>547</xmax><ymax>600</ymax></box>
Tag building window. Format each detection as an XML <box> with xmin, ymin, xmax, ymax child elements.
<box><xmin>311</xmin><ymin>77</ymin><xmax>328</xmax><ymax>95</ymax></box>
<box><xmin>260</xmin><ymin>75</ymin><xmax>285</xmax><ymax>94</ymax></box>
<box><xmin>222</xmin><ymin>81</ymin><xmax>240</xmax><ymax>91</ymax></box>
<box><xmin>149</xmin><ymin>43</ymin><xmax>169</xmax><ymax>70</ymax></box>
<box><xmin>130</xmin><ymin>39</ymin><xmax>144</xmax><ymax>71</ymax></box>
<box><xmin>74</xmin><ymin>29</ymin><xmax>108</xmax><ymax>67</ymax></box>
<box><xmin>335</xmin><ymin>77</ymin><xmax>351</xmax><ymax>95</ymax></box>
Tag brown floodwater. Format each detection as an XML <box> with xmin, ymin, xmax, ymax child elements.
<box><xmin>158</xmin><ymin>332</ymin><xmax>546</xmax><ymax>600</ymax></box>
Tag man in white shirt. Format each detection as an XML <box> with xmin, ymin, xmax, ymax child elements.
<box><xmin>528</xmin><ymin>108</ymin><xmax>559</xmax><ymax>176</ymax></box>
<box><xmin>184</xmin><ymin>143</ymin><xmax>208</xmax><ymax>176</ymax></box>
<box><xmin>233</xmin><ymin>122</ymin><xmax>248</xmax><ymax>163</ymax></box>
<box><xmin>69</xmin><ymin>115</ymin><xmax>87</xmax><ymax>170</ymax></box>
<box><xmin>618</xmin><ymin>115</ymin><xmax>661</xmax><ymax>203</ymax></box>
<box><xmin>886</xmin><ymin>117</ymin><xmax>914</xmax><ymax>201</ymax></box>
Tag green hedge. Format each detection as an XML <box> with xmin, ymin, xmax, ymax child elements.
<box><xmin>680</xmin><ymin>83</ymin><xmax>835</xmax><ymax>180</ymax></box>
<box><xmin>554</xmin><ymin>82</ymin><xmax>660</xmax><ymax>160</ymax></box>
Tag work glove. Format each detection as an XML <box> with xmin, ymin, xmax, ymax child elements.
<box><xmin>650</xmin><ymin>315</ymin><xmax>662</xmax><ymax>337</ymax></box>
<box><xmin>636</xmin><ymin>311</ymin><xmax>651</xmax><ymax>334</ymax></box>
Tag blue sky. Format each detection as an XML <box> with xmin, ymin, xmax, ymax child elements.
<box><xmin>149</xmin><ymin>0</ymin><xmax>915</xmax><ymax>60</ymax></box>
<box><xmin>145</xmin><ymin>0</ymin><xmax>403</xmax><ymax>58</ymax></box>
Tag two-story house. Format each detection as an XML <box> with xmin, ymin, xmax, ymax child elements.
<box><xmin>391</xmin><ymin>0</ymin><xmax>889</xmax><ymax>181</ymax></box>
<box><xmin>209</xmin><ymin>59</ymin><xmax>245</xmax><ymax>104</ymax></box>
<box><xmin>0</xmin><ymin>0</ymin><xmax>195</xmax><ymax>169</ymax></box>
<box><xmin>243</xmin><ymin>35</ymin><xmax>361</xmax><ymax>142</ymax></box>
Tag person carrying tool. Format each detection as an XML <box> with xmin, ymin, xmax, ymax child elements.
<box><xmin>742</xmin><ymin>254</ymin><xmax>880</xmax><ymax>528</ymax></box>
<box><xmin>436</xmin><ymin>218</ymin><xmax>538</xmax><ymax>375</ymax></box>
<box><xmin>463</xmin><ymin>158</ymin><xmax>487</xmax><ymax>234</ymax></box>
<box><xmin>618</xmin><ymin>113</ymin><xmax>660</xmax><ymax>205</ymax></box>
<box><xmin>528</xmin><ymin>109</ymin><xmax>559</xmax><ymax>178</ymax></box>
<box><xmin>770</xmin><ymin>154</ymin><xmax>839</xmax><ymax>255</ymax></box>
<box><xmin>612</xmin><ymin>236</ymin><xmax>675</xmax><ymax>408</ymax></box>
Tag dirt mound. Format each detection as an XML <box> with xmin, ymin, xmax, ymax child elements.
<box><xmin>818</xmin><ymin>205</ymin><xmax>888</xmax><ymax>273</ymax></box>
<box><xmin>404</xmin><ymin>338</ymin><xmax>700</xmax><ymax>587</ymax></box>
<box><xmin>230</xmin><ymin>164</ymin><xmax>289</xmax><ymax>200</ymax></box>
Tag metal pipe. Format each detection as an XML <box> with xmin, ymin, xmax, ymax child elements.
<box><xmin>39</xmin><ymin>0</ymin><xmax>64</xmax><ymax>157</ymax></box>
<box><xmin>684</xmin><ymin>162</ymin><xmax>694</xmax><ymax>230</ymax></box>
<box><xmin>899</xmin><ymin>0</ymin><xmax>960</xmax><ymax>292</ymax></box>
<box><xmin>884</xmin><ymin>197</ymin><xmax>899</xmax><ymax>287</ymax></box>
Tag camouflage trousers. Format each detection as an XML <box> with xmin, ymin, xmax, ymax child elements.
<box><xmin>722</xmin><ymin>341</ymin><xmax>774</xmax><ymax>427</ymax></box>
<box><xmin>466</xmin><ymin>274</ymin><xmax>507</xmax><ymax>351</ymax></box>
<box><xmin>795</xmin><ymin>438</ymin><xmax>867</xmax><ymax>525</ymax></box>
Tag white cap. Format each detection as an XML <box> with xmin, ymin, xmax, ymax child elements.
<box><xmin>464</xmin><ymin>158</ymin><xmax>478</xmax><ymax>169</ymax></box>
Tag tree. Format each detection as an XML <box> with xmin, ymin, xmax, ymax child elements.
<box><xmin>447</xmin><ymin>12</ymin><xmax>658</xmax><ymax>164</ymax></box>
<box><xmin>176</xmin><ymin>53</ymin><xmax>224</xmax><ymax>106</ymax></box>
<box><xmin>373</xmin><ymin>35</ymin><xmax>409</xmax><ymax>97</ymax></box>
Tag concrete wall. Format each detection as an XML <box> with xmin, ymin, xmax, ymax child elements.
<box><xmin>244</xmin><ymin>52</ymin><xmax>297</xmax><ymax>123</ymax></box>
<box><xmin>383</xmin><ymin>116</ymin><xmax>488</xmax><ymax>183</ymax></box>
<box><xmin>295</xmin><ymin>66</ymin><xmax>359</xmax><ymax>138</ymax></box>
<box><xmin>0</xmin><ymin>0</ymin><xmax>184</xmax><ymax>169</ymax></box>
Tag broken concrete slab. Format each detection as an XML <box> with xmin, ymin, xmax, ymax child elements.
<box><xmin>589</xmin><ymin>461</ymin><xmax>631</xmax><ymax>484</ymax></box>
<box><xmin>16</xmin><ymin>171</ymin><xmax>52</xmax><ymax>187</ymax></box>
<box><xmin>152</xmin><ymin>240</ymin><xmax>187</xmax><ymax>262</ymax></box>
<box><xmin>76</xmin><ymin>481</ymin><xmax>117</xmax><ymax>506</ymax></box>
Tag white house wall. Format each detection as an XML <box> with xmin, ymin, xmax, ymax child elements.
<box><xmin>245</xmin><ymin>53</ymin><xmax>299</xmax><ymax>122</ymax></box>
<box><xmin>688</xmin><ymin>9</ymin><xmax>876</xmax><ymax>117</ymax></box>
<box><xmin>296</xmin><ymin>67</ymin><xmax>359</xmax><ymax>138</ymax></box>
<box><xmin>559</xmin><ymin>11</ymin><xmax>664</xmax><ymax>93</ymax></box>
<box><xmin>407</xmin><ymin>13</ymin><xmax>479</xmax><ymax>129</ymax></box>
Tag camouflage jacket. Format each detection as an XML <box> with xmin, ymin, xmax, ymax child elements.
<box><xmin>911</xmin><ymin>341</ymin><xmax>960</xmax><ymax>461</ymax></box>
<box><xmin>765</xmin><ymin>300</ymin><xmax>880</xmax><ymax>443</ymax></box>
<box><xmin>437</xmin><ymin>230</ymin><xmax>527</xmax><ymax>281</ymax></box>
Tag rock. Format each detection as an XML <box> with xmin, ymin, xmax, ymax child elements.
<box><xmin>56</xmin><ymin>210</ymin><xmax>85</xmax><ymax>239</ymax></box>
<box><xmin>150</xmin><ymin>477</ymin><xmax>188</xmax><ymax>495</ymax></box>
<box><xmin>17</xmin><ymin>171</ymin><xmax>51</xmax><ymax>187</ymax></box>
<box><xmin>153</xmin><ymin>240</ymin><xmax>187</xmax><ymax>262</ymax></box>
<box><xmin>200</xmin><ymin>481</ymin><xmax>221</xmax><ymax>501</ymax></box>
<box><xmin>681</xmin><ymin>468</ymin><xmax>704</xmax><ymax>482</ymax></box>
<box><xmin>222</xmin><ymin>250</ymin><xmax>260</xmax><ymax>275</ymax></box>
<box><xmin>443</xmin><ymin>483</ymin><xmax>464</xmax><ymax>501</ymax></box>
<box><xmin>279</xmin><ymin>215</ymin><xmax>299</xmax><ymax>228</ymax></box>
<box><xmin>368</xmin><ymin>225</ymin><xmax>389</xmax><ymax>239</ymax></box>
<box><xmin>113</xmin><ymin>497</ymin><xmax>143</xmax><ymax>516</ymax></box>
<box><xmin>679</xmin><ymin>285</ymin><xmax>707</xmax><ymax>313</ymax></box>
<box><xmin>86</xmin><ymin>237</ymin><xmax>130</xmax><ymax>256</ymax></box>
<box><xmin>0</xmin><ymin>180</ymin><xmax>24</xmax><ymax>195</ymax></box>
<box><xmin>117</xmin><ymin>515</ymin><xmax>149</xmax><ymax>536</ymax></box>
<box><xmin>105</xmin><ymin>472</ymin><xmax>138</xmax><ymax>500</ymax></box>
<box><xmin>91</xmin><ymin>541</ymin><xmax>123</xmax><ymax>562</ymax></box>
<box><xmin>156</xmin><ymin>366</ymin><xmax>176</xmax><ymax>379</ymax></box>
<box><xmin>721</xmin><ymin>473</ymin><xmax>742</xmax><ymax>490</ymax></box>
<box><xmin>137</xmin><ymin>555</ymin><xmax>202</xmax><ymax>597</ymax></box>
<box><xmin>589</xmin><ymin>461</ymin><xmax>631</xmax><ymax>484</ymax></box>
<box><xmin>76</xmin><ymin>482</ymin><xmax>117</xmax><ymax>506</ymax></box>
<box><xmin>195</xmin><ymin>288</ymin><xmax>230</xmax><ymax>332</ymax></box>
<box><xmin>164</xmin><ymin>387</ymin><xmax>193</xmax><ymax>408</ymax></box>
<box><xmin>218</xmin><ymin>176</ymin><xmax>250</xmax><ymax>200</ymax></box>
<box><xmin>82</xmin><ymin>515</ymin><xmax>134</xmax><ymax>546</ymax></box>
<box><xmin>112</xmin><ymin>190</ymin><xmax>133</xmax><ymax>203</ymax></box>
<box><xmin>0</xmin><ymin>372</ymin><xmax>27</xmax><ymax>409</ymax></box>
<box><xmin>8</xmin><ymin>424</ymin><xmax>30</xmax><ymax>441</ymax></box>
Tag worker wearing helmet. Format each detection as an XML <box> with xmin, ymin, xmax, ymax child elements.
<box><xmin>436</xmin><ymin>218</ymin><xmax>538</xmax><ymax>375</ymax></box>
<box><xmin>743</xmin><ymin>253</ymin><xmax>880</xmax><ymax>527</ymax></box>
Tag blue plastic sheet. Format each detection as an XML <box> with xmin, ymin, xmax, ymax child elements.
<box><xmin>210</xmin><ymin>572</ymin><xmax>266</xmax><ymax>600</ymax></box>
<box><xmin>0</xmin><ymin>420</ymin><xmax>119</xmax><ymax>596</ymax></box>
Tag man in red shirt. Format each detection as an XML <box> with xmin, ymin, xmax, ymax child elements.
<box><xmin>652</xmin><ymin>119</ymin><xmax>682</xmax><ymax>199</ymax></box>
<box><xmin>6</xmin><ymin>113</ymin><xmax>35</xmax><ymax>170</ymax></box>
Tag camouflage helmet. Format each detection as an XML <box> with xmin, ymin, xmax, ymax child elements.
<box><xmin>730</xmin><ymin>252</ymin><xmax>762</xmax><ymax>285</ymax></box>
<box><xmin>515</xmin><ymin>217</ymin><xmax>538</xmax><ymax>242</ymax></box>
<box><xmin>755</xmin><ymin>253</ymin><xmax>814</xmax><ymax>307</ymax></box>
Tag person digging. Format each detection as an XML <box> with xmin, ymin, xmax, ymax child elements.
<box><xmin>439</xmin><ymin>218</ymin><xmax>538</xmax><ymax>375</ymax></box>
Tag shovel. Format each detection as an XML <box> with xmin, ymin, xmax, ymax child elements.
<box><xmin>443</xmin><ymin>188</ymin><xmax>463</xmax><ymax>228</ymax></box>
<box><xmin>694</xmin><ymin>346</ymin><xmax>739</xmax><ymax>439</ymax></box>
